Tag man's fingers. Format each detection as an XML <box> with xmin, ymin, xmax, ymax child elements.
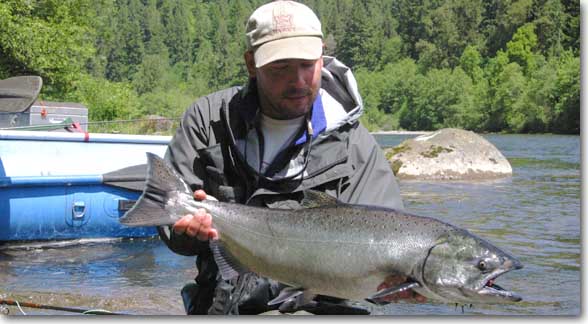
<box><xmin>173</xmin><ymin>210</ymin><xmax>216</xmax><ymax>242</ymax></box>
<box><xmin>193</xmin><ymin>189</ymin><xmax>220</xmax><ymax>201</ymax></box>
<box><xmin>193</xmin><ymin>190</ymin><xmax>207</xmax><ymax>201</ymax></box>
<box><xmin>200</xmin><ymin>212</ymin><xmax>212</xmax><ymax>228</ymax></box>
<box><xmin>195</xmin><ymin>212</ymin><xmax>212</xmax><ymax>241</ymax></box>
<box><xmin>208</xmin><ymin>228</ymin><xmax>219</xmax><ymax>240</ymax></box>
<box><xmin>172</xmin><ymin>214</ymin><xmax>194</xmax><ymax>235</ymax></box>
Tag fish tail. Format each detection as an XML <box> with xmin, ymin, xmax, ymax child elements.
<box><xmin>119</xmin><ymin>152</ymin><xmax>192</xmax><ymax>227</ymax></box>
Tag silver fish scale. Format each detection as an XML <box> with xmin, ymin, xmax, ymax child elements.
<box><xmin>190</xmin><ymin>200</ymin><xmax>458</xmax><ymax>300</ymax></box>
<box><xmin>122</xmin><ymin>154</ymin><xmax>524</xmax><ymax>304</ymax></box>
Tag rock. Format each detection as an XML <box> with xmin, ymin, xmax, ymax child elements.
<box><xmin>384</xmin><ymin>128</ymin><xmax>512</xmax><ymax>180</ymax></box>
<box><xmin>145</xmin><ymin>115</ymin><xmax>174</xmax><ymax>133</ymax></box>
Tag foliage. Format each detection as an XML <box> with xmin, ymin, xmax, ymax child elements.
<box><xmin>65</xmin><ymin>73</ymin><xmax>137</xmax><ymax>122</ymax></box>
<box><xmin>0</xmin><ymin>0</ymin><xmax>579</xmax><ymax>134</ymax></box>
<box><xmin>0</xmin><ymin>0</ymin><xmax>95</xmax><ymax>95</ymax></box>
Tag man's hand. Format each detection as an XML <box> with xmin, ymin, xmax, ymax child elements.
<box><xmin>376</xmin><ymin>275</ymin><xmax>427</xmax><ymax>303</ymax></box>
<box><xmin>172</xmin><ymin>189</ymin><xmax>219</xmax><ymax>241</ymax></box>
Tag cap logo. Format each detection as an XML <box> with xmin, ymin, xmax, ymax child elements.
<box><xmin>273</xmin><ymin>13</ymin><xmax>295</xmax><ymax>33</ymax></box>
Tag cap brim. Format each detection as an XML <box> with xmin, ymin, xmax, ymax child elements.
<box><xmin>254</xmin><ymin>36</ymin><xmax>323</xmax><ymax>68</ymax></box>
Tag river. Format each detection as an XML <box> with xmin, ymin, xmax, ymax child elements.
<box><xmin>0</xmin><ymin>134</ymin><xmax>581</xmax><ymax>316</ymax></box>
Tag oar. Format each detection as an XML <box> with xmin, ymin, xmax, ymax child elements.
<box><xmin>0</xmin><ymin>76</ymin><xmax>43</xmax><ymax>113</ymax></box>
<box><xmin>0</xmin><ymin>164</ymin><xmax>147</xmax><ymax>192</ymax></box>
<box><xmin>0</xmin><ymin>298</ymin><xmax>127</xmax><ymax>315</ymax></box>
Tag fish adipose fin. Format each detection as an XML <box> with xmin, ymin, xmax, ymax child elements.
<box><xmin>300</xmin><ymin>190</ymin><xmax>341</xmax><ymax>208</ymax></box>
<box><xmin>365</xmin><ymin>282</ymin><xmax>421</xmax><ymax>305</ymax></box>
<box><xmin>120</xmin><ymin>152</ymin><xmax>192</xmax><ymax>227</ymax></box>
<box><xmin>210</xmin><ymin>239</ymin><xmax>248</xmax><ymax>280</ymax></box>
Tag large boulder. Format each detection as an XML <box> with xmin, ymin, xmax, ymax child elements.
<box><xmin>384</xmin><ymin>128</ymin><xmax>512</xmax><ymax>180</ymax></box>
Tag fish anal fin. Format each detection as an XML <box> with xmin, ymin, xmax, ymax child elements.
<box><xmin>210</xmin><ymin>239</ymin><xmax>248</xmax><ymax>280</ymax></box>
<box><xmin>366</xmin><ymin>282</ymin><xmax>421</xmax><ymax>303</ymax></box>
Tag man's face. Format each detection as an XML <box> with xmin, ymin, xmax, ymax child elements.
<box><xmin>246</xmin><ymin>52</ymin><xmax>323</xmax><ymax>120</ymax></box>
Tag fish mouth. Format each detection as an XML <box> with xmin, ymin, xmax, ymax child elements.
<box><xmin>477</xmin><ymin>262</ymin><xmax>523</xmax><ymax>302</ymax></box>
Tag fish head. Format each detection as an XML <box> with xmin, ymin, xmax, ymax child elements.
<box><xmin>419</xmin><ymin>229</ymin><xmax>523</xmax><ymax>304</ymax></box>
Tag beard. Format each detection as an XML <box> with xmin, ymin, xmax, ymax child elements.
<box><xmin>258</xmin><ymin>84</ymin><xmax>320</xmax><ymax>120</ymax></box>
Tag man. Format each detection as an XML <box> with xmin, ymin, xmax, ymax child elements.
<box><xmin>158</xmin><ymin>0</ymin><xmax>423</xmax><ymax>315</ymax></box>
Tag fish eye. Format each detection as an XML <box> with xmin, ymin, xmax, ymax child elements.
<box><xmin>477</xmin><ymin>260</ymin><xmax>487</xmax><ymax>271</ymax></box>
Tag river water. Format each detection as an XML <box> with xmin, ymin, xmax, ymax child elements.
<box><xmin>0</xmin><ymin>134</ymin><xmax>581</xmax><ymax>316</ymax></box>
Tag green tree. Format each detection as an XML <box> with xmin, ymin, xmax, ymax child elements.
<box><xmin>459</xmin><ymin>45</ymin><xmax>484</xmax><ymax>83</ymax></box>
<box><xmin>560</xmin><ymin>0</ymin><xmax>579</xmax><ymax>53</ymax></box>
<box><xmin>379</xmin><ymin>58</ymin><xmax>420</xmax><ymax>116</ymax></box>
<box><xmin>189</xmin><ymin>38</ymin><xmax>217</xmax><ymax>94</ymax></box>
<box><xmin>142</xmin><ymin>0</ymin><xmax>167</xmax><ymax>57</ymax></box>
<box><xmin>442</xmin><ymin>67</ymin><xmax>482</xmax><ymax>130</ymax></box>
<box><xmin>506</xmin><ymin>23</ymin><xmax>538</xmax><ymax>74</ymax></box>
<box><xmin>105</xmin><ymin>0</ymin><xmax>145</xmax><ymax>82</ymax></box>
<box><xmin>161</xmin><ymin>0</ymin><xmax>193</xmax><ymax>66</ymax></box>
<box><xmin>133</xmin><ymin>54</ymin><xmax>167</xmax><ymax>95</ymax></box>
<box><xmin>483</xmin><ymin>51</ymin><xmax>528</xmax><ymax>132</ymax></box>
<box><xmin>355</xmin><ymin>67</ymin><xmax>391</xmax><ymax>130</ymax></box>
<box><xmin>0</xmin><ymin>0</ymin><xmax>579</xmax><ymax>134</ymax></box>
<box><xmin>420</xmin><ymin>0</ymin><xmax>484</xmax><ymax>69</ymax></box>
<box><xmin>549</xmin><ymin>50</ymin><xmax>579</xmax><ymax>133</ymax></box>
<box><xmin>336</xmin><ymin>0</ymin><xmax>383</xmax><ymax>69</ymax></box>
<box><xmin>0</xmin><ymin>0</ymin><xmax>95</xmax><ymax>95</ymax></box>
<box><xmin>67</xmin><ymin>74</ymin><xmax>138</xmax><ymax>122</ymax></box>
<box><xmin>380</xmin><ymin>36</ymin><xmax>404</xmax><ymax>66</ymax></box>
<box><xmin>86</xmin><ymin>0</ymin><xmax>117</xmax><ymax>78</ymax></box>
<box><xmin>481</xmin><ymin>0</ymin><xmax>533</xmax><ymax>57</ymax></box>
<box><xmin>391</xmin><ymin>0</ymin><xmax>431</xmax><ymax>60</ymax></box>
<box><xmin>407</xmin><ymin>67</ymin><xmax>474</xmax><ymax>130</ymax></box>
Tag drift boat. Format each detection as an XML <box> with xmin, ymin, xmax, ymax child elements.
<box><xmin>0</xmin><ymin>130</ymin><xmax>171</xmax><ymax>242</ymax></box>
<box><xmin>0</xmin><ymin>76</ymin><xmax>172</xmax><ymax>243</ymax></box>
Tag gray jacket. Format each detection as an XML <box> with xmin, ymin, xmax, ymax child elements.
<box><xmin>159</xmin><ymin>57</ymin><xmax>403</xmax><ymax>314</ymax></box>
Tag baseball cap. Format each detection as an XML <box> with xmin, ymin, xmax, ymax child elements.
<box><xmin>245</xmin><ymin>1</ymin><xmax>324</xmax><ymax>68</ymax></box>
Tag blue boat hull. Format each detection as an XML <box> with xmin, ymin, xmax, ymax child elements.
<box><xmin>0</xmin><ymin>184</ymin><xmax>157</xmax><ymax>241</ymax></box>
<box><xmin>0</xmin><ymin>130</ymin><xmax>171</xmax><ymax>242</ymax></box>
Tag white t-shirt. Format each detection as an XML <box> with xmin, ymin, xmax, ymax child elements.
<box><xmin>238</xmin><ymin>89</ymin><xmax>349</xmax><ymax>175</ymax></box>
<box><xmin>258</xmin><ymin>113</ymin><xmax>305</xmax><ymax>173</ymax></box>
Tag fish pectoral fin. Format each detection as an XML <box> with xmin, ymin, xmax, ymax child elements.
<box><xmin>268</xmin><ymin>287</ymin><xmax>307</xmax><ymax>306</ymax></box>
<box><xmin>366</xmin><ymin>282</ymin><xmax>421</xmax><ymax>302</ymax></box>
<box><xmin>210</xmin><ymin>239</ymin><xmax>248</xmax><ymax>281</ymax></box>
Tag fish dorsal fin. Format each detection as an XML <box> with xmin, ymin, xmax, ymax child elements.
<box><xmin>267</xmin><ymin>287</ymin><xmax>306</xmax><ymax>306</ymax></box>
<box><xmin>366</xmin><ymin>282</ymin><xmax>421</xmax><ymax>304</ymax></box>
<box><xmin>301</xmin><ymin>190</ymin><xmax>340</xmax><ymax>208</ymax></box>
<box><xmin>210</xmin><ymin>239</ymin><xmax>248</xmax><ymax>281</ymax></box>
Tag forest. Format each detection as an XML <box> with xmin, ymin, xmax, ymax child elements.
<box><xmin>0</xmin><ymin>0</ymin><xmax>580</xmax><ymax>134</ymax></box>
